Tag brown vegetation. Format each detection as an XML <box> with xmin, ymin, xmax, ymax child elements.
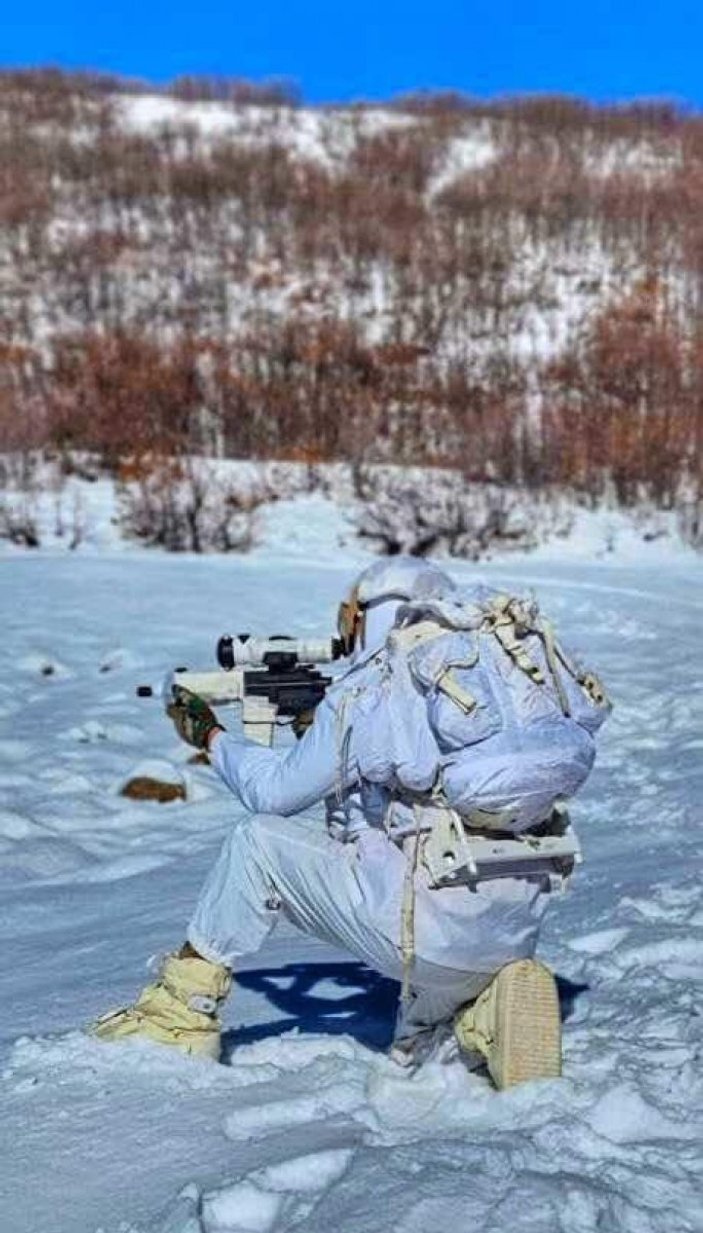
<box><xmin>0</xmin><ymin>70</ymin><xmax>701</xmax><ymax>533</ymax></box>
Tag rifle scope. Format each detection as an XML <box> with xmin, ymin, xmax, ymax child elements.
<box><xmin>217</xmin><ymin>634</ymin><xmax>343</xmax><ymax>670</ymax></box>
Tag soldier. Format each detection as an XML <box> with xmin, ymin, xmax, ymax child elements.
<box><xmin>95</xmin><ymin>557</ymin><xmax>603</xmax><ymax>1089</ymax></box>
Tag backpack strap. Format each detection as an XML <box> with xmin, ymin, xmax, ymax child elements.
<box><xmin>553</xmin><ymin>636</ymin><xmax>611</xmax><ymax>709</ymax></box>
<box><xmin>483</xmin><ymin>595</ymin><xmax>579</xmax><ymax>717</ymax></box>
<box><xmin>483</xmin><ymin>595</ymin><xmax>546</xmax><ymax>685</ymax></box>
<box><xmin>400</xmin><ymin>826</ymin><xmax>421</xmax><ymax>1005</ymax></box>
<box><xmin>436</xmin><ymin>668</ymin><xmax>477</xmax><ymax>714</ymax></box>
<box><xmin>389</xmin><ymin>618</ymin><xmax>446</xmax><ymax>652</ymax></box>
<box><xmin>392</xmin><ymin>617</ymin><xmax>479</xmax><ymax>713</ymax></box>
<box><xmin>535</xmin><ymin>617</ymin><xmax>571</xmax><ymax>716</ymax></box>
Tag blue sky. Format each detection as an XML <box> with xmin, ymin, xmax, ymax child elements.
<box><xmin>2</xmin><ymin>0</ymin><xmax>702</xmax><ymax>106</ymax></box>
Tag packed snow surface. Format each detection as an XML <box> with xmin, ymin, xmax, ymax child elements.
<box><xmin>0</xmin><ymin>508</ymin><xmax>701</xmax><ymax>1232</ymax></box>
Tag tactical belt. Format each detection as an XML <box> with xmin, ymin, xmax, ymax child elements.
<box><xmin>392</xmin><ymin>799</ymin><xmax>581</xmax><ymax>893</ymax></box>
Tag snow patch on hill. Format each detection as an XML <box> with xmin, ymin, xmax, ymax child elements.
<box><xmin>118</xmin><ymin>94</ymin><xmax>416</xmax><ymax>167</ymax></box>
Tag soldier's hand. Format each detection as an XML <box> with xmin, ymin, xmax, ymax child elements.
<box><xmin>167</xmin><ymin>686</ymin><xmax>224</xmax><ymax>751</ymax></box>
<box><xmin>291</xmin><ymin>708</ymin><xmax>315</xmax><ymax>740</ymax></box>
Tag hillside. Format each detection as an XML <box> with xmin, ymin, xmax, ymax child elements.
<box><xmin>0</xmin><ymin>70</ymin><xmax>702</xmax><ymax>542</ymax></box>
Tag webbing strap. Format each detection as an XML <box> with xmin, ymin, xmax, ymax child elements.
<box><xmin>484</xmin><ymin>597</ymin><xmax>545</xmax><ymax>685</ymax></box>
<box><xmin>554</xmin><ymin>639</ymin><xmax>610</xmax><ymax>708</ymax></box>
<box><xmin>537</xmin><ymin>618</ymin><xmax>571</xmax><ymax>716</ymax></box>
<box><xmin>334</xmin><ymin>692</ymin><xmax>356</xmax><ymax>828</ymax></box>
<box><xmin>579</xmin><ymin>671</ymin><xmax>608</xmax><ymax>706</ymax></box>
<box><xmin>436</xmin><ymin>668</ymin><xmax>477</xmax><ymax>714</ymax></box>
<box><xmin>390</xmin><ymin>619</ymin><xmax>446</xmax><ymax>652</ymax></box>
<box><xmin>484</xmin><ymin>598</ymin><xmax>580</xmax><ymax>715</ymax></box>
<box><xmin>400</xmin><ymin>828</ymin><xmax>420</xmax><ymax>1005</ymax></box>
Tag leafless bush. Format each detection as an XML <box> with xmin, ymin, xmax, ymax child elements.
<box><xmin>167</xmin><ymin>75</ymin><xmax>300</xmax><ymax>107</ymax></box>
<box><xmin>52</xmin><ymin>485</ymin><xmax>86</xmax><ymax>549</ymax></box>
<box><xmin>540</xmin><ymin>281</ymin><xmax>702</xmax><ymax>508</ymax></box>
<box><xmin>43</xmin><ymin>331</ymin><xmax>210</xmax><ymax>467</ymax></box>
<box><xmin>352</xmin><ymin>467</ymin><xmax>541</xmax><ymax>558</ymax></box>
<box><xmin>0</xmin><ymin>439</ymin><xmax>44</xmax><ymax>546</ymax></box>
<box><xmin>117</xmin><ymin>457</ymin><xmax>266</xmax><ymax>552</ymax></box>
<box><xmin>677</xmin><ymin>495</ymin><xmax>703</xmax><ymax>548</ymax></box>
<box><xmin>0</xmin><ymin>494</ymin><xmax>40</xmax><ymax>547</ymax></box>
<box><xmin>390</xmin><ymin>91</ymin><xmax>482</xmax><ymax>117</ymax></box>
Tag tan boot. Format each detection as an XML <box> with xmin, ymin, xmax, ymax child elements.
<box><xmin>454</xmin><ymin>959</ymin><xmax>561</xmax><ymax>1090</ymax></box>
<box><xmin>92</xmin><ymin>953</ymin><xmax>232</xmax><ymax>1061</ymax></box>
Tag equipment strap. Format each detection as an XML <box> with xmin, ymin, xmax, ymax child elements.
<box><xmin>436</xmin><ymin>668</ymin><xmax>477</xmax><ymax>714</ymax></box>
<box><xmin>400</xmin><ymin>827</ymin><xmax>421</xmax><ymax>1006</ymax></box>
<box><xmin>389</xmin><ymin>619</ymin><xmax>447</xmax><ymax>653</ymax></box>
<box><xmin>536</xmin><ymin>618</ymin><xmax>571</xmax><ymax>716</ymax></box>
<box><xmin>553</xmin><ymin>638</ymin><xmax>610</xmax><ymax>708</ymax></box>
<box><xmin>482</xmin><ymin>597</ymin><xmax>544</xmax><ymax>684</ymax></box>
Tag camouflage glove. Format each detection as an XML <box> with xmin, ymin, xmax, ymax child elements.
<box><xmin>291</xmin><ymin>708</ymin><xmax>315</xmax><ymax>740</ymax></box>
<box><xmin>167</xmin><ymin>686</ymin><xmax>224</xmax><ymax>751</ymax></box>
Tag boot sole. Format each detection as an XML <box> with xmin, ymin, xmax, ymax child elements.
<box><xmin>494</xmin><ymin>959</ymin><xmax>562</xmax><ymax>1089</ymax></box>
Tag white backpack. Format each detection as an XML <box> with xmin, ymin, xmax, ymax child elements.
<box><xmin>346</xmin><ymin>585</ymin><xmax>611</xmax><ymax>835</ymax></box>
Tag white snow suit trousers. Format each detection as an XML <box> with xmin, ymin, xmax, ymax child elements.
<box><xmin>188</xmin><ymin>812</ymin><xmax>552</xmax><ymax>1040</ymax></box>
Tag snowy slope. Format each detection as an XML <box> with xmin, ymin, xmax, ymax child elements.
<box><xmin>0</xmin><ymin>530</ymin><xmax>701</xmax><ymax>1233</ymax></box>
<box><xmin>117</xmin><ymin>94</ymin><xmax>418</xmax><ymax>168</ymax></box>
<box><xmin>1</xmin><ymin>85</ymin><xmax>664</xmax><ymax>370</ymax></box>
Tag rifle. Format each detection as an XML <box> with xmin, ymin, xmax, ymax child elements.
<box><xmin>138</xmin><ymin>634</ymin><xmax>344</xmax><ymax>746</ymax></box>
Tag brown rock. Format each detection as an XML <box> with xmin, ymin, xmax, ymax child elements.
<box><xmin>120</xmin><ymin>777</ymin><xmax>187</xmax><ymax>803</ymax></box>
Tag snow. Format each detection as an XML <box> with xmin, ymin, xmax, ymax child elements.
<box><xmin>429</xmin><ymin>127</ymin><xmax>497</xmax><ymax>195</ymax></box>
<box><xmin>120</xmin><ymin>94</ymin><xmax>247</xmax><ymax>138</ymax></box>
<box><xmin>588</xmin><ymin>1083</ymin><xmax>697</xmax><ymax>1145</ymax></box>
<box><xmin>567</xmin><ymin>927</ymin><xmax>630</xmax><ymax>955</ymax></box>
<box><xmin>0</xmin><ymin>511</ymin><xmax>702</xmax><ymax>1232</ymax></box>
<box><xmin>584</xmin><ymin>137</ymin><xmax>683</xmax><ymax>184</ymax></box>
<box><xmin>117</xmin><ymin>95</ymin><xmax>414</xmax><ymax>169</ymax></box>
<box><xmin>202</xmin><ymin>1178</ymin><xmax>285</xmax><ymax>1232</ymax></box>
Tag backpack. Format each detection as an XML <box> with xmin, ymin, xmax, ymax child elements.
<box><xmin>345</xmin><ymin>584</ymin><xmax>611</xmax><ymax>834</ymax></box>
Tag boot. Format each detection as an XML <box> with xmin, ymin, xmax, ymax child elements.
<box><xmin>454</xmin><ymin>958</ymin><xmax>561</xmax><ymax>1090</ymax></box>
<box><xmin>91</xmin><ymin>952</ymin><xmax>232</xmax><ymax>1061</ymax></box>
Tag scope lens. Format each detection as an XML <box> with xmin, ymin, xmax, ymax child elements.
<box><xmin>217</xmin><ymin>636</ymin><xmax>235</xmax><ymax>670</ymax></box>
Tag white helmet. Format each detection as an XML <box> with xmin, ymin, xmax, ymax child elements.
<box><xmin>337</xmin><ymin>556</ymin><xmax>455</xmax><ymax>655</ymax></box>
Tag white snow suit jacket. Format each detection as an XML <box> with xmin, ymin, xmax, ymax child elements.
<box><xmin>210</xmin><ymin>651</ymin><xmax>389</xmax><ymax>839</ymax></box>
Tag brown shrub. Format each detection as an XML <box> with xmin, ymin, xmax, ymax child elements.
<box><xmin>541</xmin><ymin>281</ymin><xmax>702</xmax><ymax>505</ymax></box>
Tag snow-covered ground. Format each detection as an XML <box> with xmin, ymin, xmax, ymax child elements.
<box><xmin>0</xmin><ymin>508</ymin><xmax>701</xmax><ymax>1233</ymax></box>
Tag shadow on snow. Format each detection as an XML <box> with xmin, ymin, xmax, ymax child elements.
<box><xmin>223</xmin><ymin>961</ymin><xmax>399</xmax><ymax>1056</ymax></box>
<box><xmin>222</xmin><ymin>961</ymin><xmax>589</xmax><ymax>1058</ymax></box>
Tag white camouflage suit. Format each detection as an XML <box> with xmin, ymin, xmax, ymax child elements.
<box><xmin>188</xmin><ymin>562</ymin><xmax>552</xmax><ymax>1045</ymax></box>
